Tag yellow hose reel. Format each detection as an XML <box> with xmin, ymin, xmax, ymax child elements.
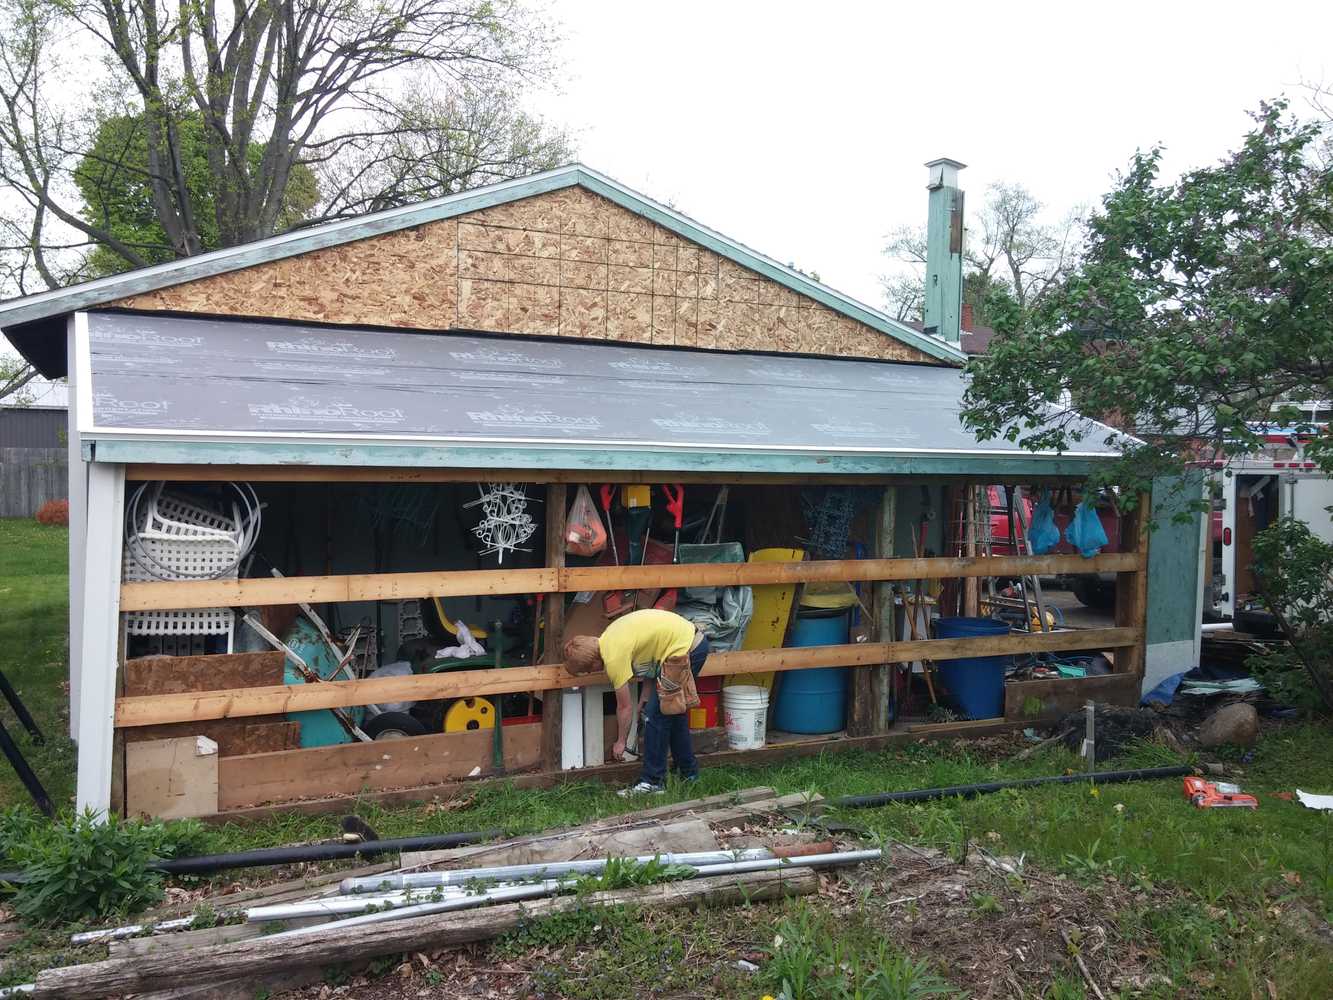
<box><xmin>444</xmin><ymin>697</ymin><xmax>496</xmax><ymax>732</ymax></box>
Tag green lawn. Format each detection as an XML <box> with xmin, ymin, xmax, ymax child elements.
<box><xmin>1</xmin><ymin>517</ymin><xmax>1330</xmax><ymax>997</ymax></box>
<box><xmin>0</xmin><ymin>519</ymin><xmax>74</xmax><ymax>810</ymax></box>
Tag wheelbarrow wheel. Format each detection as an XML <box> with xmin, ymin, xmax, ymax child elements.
<box><xmin>364</xmin><ymin>711</ymin><xmax>428</xmax><ymax>740</ymax></box>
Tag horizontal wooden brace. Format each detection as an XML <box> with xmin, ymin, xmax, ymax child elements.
<box><xmin>119</xmin><ymin>552</ymin><xmax>1144</xmax><ymax>613</ymax></box>
<box><xmin>113</xmin><ymin>627</ymin><xmax>1139</xmax><ymax>728</ymax></box>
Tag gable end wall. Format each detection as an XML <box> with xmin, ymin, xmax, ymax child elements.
<box><xmin>114</xmin><ymin>187</ymin><xmax>936</xmax><ymax>364</ymax></box>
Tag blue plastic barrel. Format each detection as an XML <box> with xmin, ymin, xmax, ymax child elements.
<box><xmin>772</xmin><ymin>610</ymin><xmax>849</xmax><ymax>734</ymax></box>
<box><xmin>933</xmin><ymin>617</ymin><xmax>1012</xmax><ymax>719</ymax></box>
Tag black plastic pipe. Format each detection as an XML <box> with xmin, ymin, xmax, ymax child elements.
<box><xmin>149</xmin><ymin>829</ymin><xmax>503</xmax><ymax>876</ymax></box>
<box><xmin>832</xmin><ymin>765</ymin><xmax>1192</xmax><ymax>809</ymax></box>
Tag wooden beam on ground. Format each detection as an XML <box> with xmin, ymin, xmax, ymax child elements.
<box><xmin>540</xmin><ymin>484</ymin><xmax>568</xmax><ymax>772</ymax></box>
<box><xmin>115</xmin><ymin>627</ymin><xmax>1139</xmax><ymax>728</ymax></box>
<box><xmin>35</xmin><ymin>870</ymin><xmax>816</xmax><ymax>999</ymax></box>
<box><xmin>120</xmin><ymin>552</ymin><xmax>1145</xmax><ymax>612</ymax></box>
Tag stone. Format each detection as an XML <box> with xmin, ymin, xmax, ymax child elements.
<box><xmin>1197</xmin><ymin>703</ymin><xmax>1260</xmax><ymax>748</ymax></box>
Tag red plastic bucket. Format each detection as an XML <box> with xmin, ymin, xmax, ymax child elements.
<box><xmin>690</xmin><ymin>691</ymin><xmax>721</xmax><ymax>730</ymax></box>
<box><xmin>697</xmin><ymin>674</ymin><xmax>723</xmax><ymax>694</ymax></box>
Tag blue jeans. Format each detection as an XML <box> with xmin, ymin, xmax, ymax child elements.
<box><xmin>639</xmin><ymin>636</ymin><xmax>709</xmax><ymax>786</ymax></box>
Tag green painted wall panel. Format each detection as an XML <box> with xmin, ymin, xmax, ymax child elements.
<box><xmin>1146</xmin><ymin>473</ymin><xmax>1204</xmax><ymax>645</ymax></box>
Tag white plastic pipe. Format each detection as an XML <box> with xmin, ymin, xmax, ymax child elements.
<box><xmin>246</xmin><ymin>886</ymin><xmax>472</xmax><ymax>922</ymax></box>
<box><xmin>338</xmin><ymin>848</ymin><xmax>775</xmax><ymax>894</ymax></box>
<box><xmin>272</xmin><ymin>848</ymin><xmax>883</xmax><ymax>940</ymax></box>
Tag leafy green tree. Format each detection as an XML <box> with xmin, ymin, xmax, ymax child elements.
<box><xmin>0</xmin><ymin>0</ymin><xmax>567</xmax><ymax>287</ymax></box>
<box><xmin>962</xmin><ymin>101</ymin><xmax>1333</xmax><ymax>493</ymax></box>
<box><xmin>74</xmin><ymin>114</ymin><xmax>318</xmax><ymax>277</ymax></box>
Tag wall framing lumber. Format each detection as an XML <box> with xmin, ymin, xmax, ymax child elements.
<box><xmin>218</xmin><ymin>724</ymin><xmax>543</xmax><ymax>809</ymax></box>
<box><xmin>847</xmin><ymin>486</ymin><xmax>895</xmax><ymax>736</ymax></box>
<box><xmin>1114</xmin><ymin>492</ymin><xmax>1151</xmax><ymax>679</ymax></box>
<box><xmin>1004</xmin><ymin>673</ymin><xmax>1141</xmax><ymax>722</ymax></box>
<box><xmin>115</xmin><ymin>627</ymin><xmax>1139</xmax><ymax>729</ymax></box>
<box><xmin>540</xmin><ymin>484</ymin><xmax>567</xmax><ymax>771</ymax></box>
<box><xmin>120</xmin><ymin>552</ymin><xmax>1145</xmax><ymax>612</ymax></box>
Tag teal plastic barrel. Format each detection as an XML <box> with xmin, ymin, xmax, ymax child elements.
<box><xmin>933</xmin><ymin>616</ymin><xmax>1011</xmax><ymax>719</ymax></box>
<box><xmin>772</xmin><ymin>610</ymin><xmax>849</xmax><ymax>734</ymax></box>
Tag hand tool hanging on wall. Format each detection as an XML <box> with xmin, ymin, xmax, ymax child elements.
<box><xmin>663</xmin><ymin>484</ymin><xmax>685</xmax><ymax>562</ymax></box>
<box><xmin>598</xmin><ymin>485</ymin><xmax>619</xmax><ymax>566</ymax></box>
<box><xmin>622</xmin><ymin>485</ymin><xmax>652</xmax><ymax>565</ymax></box>
<box><xmin>242</xmin><ymin>613</ymin><xmax>372</xmax><ymax>743</ymax></box>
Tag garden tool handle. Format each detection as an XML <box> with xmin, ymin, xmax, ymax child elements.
<box><xmin>664</xmin><ymin>484</ymin><xmax>684</xmax><ymax>528</ymax></box>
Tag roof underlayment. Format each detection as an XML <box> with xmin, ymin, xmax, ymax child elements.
<box><xmin>78</xmin><ymin>312</ymin><xmax>1120</xmax><ymax>476</ymax></box>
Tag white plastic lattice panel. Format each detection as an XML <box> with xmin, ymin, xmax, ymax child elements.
<box><xmin>123</xmin><ymin>606</ymin><xmax>235</xmax><ymax>637</ymax></box>
<box><xmin>122</xmin><ymin>537</ymin><xmax>239</xmax><ymax>637</ymax></box>
<box><xmin>140</xmin><ymin>491</ymin><xmax>240</xmax><ymax>542</ymax></box>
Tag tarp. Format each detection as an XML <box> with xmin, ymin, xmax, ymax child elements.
<box><xmin>82</xmin><ymin>311</ymin><xmax>1123</xmax><ymax>458</ymax></box>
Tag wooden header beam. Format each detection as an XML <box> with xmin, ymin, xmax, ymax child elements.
<box><xmin>114</xmin><ymin>627</ymin><xmax>1139</xmax><ymax>728</ymax></box>
<box><xmin>120</xmin><ymin>552</ymin><xmax>1144</xmax><ymax>613</ymax></box>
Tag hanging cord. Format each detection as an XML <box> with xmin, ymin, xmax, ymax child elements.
<box><xmin>124</xmin><ymin>481</ymin><xmax>264</xmax><ymax>580</ymax></box>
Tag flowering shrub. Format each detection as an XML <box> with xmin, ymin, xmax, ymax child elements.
<box><xmin>34</xmin><ymin>499</ymin><xmax>68</xmax><ymax>525</ymax></box>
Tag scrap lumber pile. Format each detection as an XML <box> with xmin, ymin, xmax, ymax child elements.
<box><xmin>27</xmin><ymin>787</ymin><xmax>881</xmax><ymax>999</ymax></box>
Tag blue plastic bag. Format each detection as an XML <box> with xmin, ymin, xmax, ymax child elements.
<box><xmin>1028</xmin><ymin>491</ymin><xmax>1061</xmax><ymax>554</ymax></box>
<box><xmin>1066</xmin><ymin>499</ymin><xmax>1109</xmax><ymax>558</ymax></box>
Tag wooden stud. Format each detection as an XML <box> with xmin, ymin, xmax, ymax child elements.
<box><xmin>539</xmin><ymin>484</ymin><xmax>567</xmax><ymax>771</ymax></box>
<box><xmin>114</xmin><ymin>627</ymin><xmax>1141</xmax><ymax>729</ymax></box>
<box><xmin>1114</xmin><ymin>490</ymin><xmax>1152</xmax><ymax>678</ymax></box>
<box><xmin>847</xmin><ymin>487</ymin><xmax>894</xmax><ymax>736</ymax></box>
<box><xmin>120</xmin><ymin>552</ymin><xmax>1145</xmax><ymax>612</ymax></box>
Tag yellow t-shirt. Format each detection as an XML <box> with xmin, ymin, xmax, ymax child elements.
<box><xmin>597</xmin><ymin>609</ymin><xmax>697</xmax><ymax>690</ymax></box>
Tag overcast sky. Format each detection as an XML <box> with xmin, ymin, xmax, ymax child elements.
<box><xmin>532</xmin><ymin>0</ymin><xmax>1333</xmax><ymax>307</ymax></box>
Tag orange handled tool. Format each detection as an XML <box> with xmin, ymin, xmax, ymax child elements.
<box><xmin>663</xmin><ymin>484</ymin><xmax>684</xmax><ymax>563</ymax></box>
<box><xmin>1183</xmin><ymin>776</ymin><xmax>1258</xmax><ymax>809</ymax></box>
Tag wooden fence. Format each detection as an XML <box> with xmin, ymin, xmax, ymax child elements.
<box><xmin>0</xmin><ymin>447</ymin><xmax>66</xmax><ymax>518</ymax></box>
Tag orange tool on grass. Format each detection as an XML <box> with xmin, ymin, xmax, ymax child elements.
<box><xmin>1183</xmin><ymin>776</ymin><xmax>1258</xmax><ymax>809</ymax></box>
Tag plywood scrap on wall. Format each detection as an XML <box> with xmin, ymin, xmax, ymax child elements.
<box><xmin>121</xmin><ymin>652</ymin><xmax>298</xmax><ymax>757</ymax></box>
<box><xmin>113</xmin><ymin>187</ymin><xmax>936</xmax><ymax>364</ymax></box>
<box><xmin>126</xmin><ymin>736</ymin><xmax>219</xmax><ymax>819</ymax></box>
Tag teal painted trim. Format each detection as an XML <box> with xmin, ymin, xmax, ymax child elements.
<box><xmin>0</xmin><ymin>167</ymin><xmax>584</xmax><ymax>330</ymax></box>
<box><xmin>575</xmin><ymin>169</ymin><xmax>965</xmax><ymax>366</ymax></box>
<box><xmin>1146</xmin><ymin>473</ymin><xmax>1204</xmax><ymax>645</ymax></box>
<box><xmin>923</xmin><ymin>185</ymin><xmax>963</xmax><ymax>344</ymax></box>
<box><xmin>91</xmin><ymin>438</ymin><xmax>1106</xmax><ymax>478</ymax></box>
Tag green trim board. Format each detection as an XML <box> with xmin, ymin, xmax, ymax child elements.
<box><xmin>0</xmin><ymin>164</ymin><xmax>964</xmax><ymax>375</ymax></box>
<box><xmin>90</xmin><ymin>438</ymin><xmax>1111</xmax><ymax>478</ymax></box>
<box><xmin>1146</xmin><ymin>473</ymin><xmax>1205</xmax><ymax>646</ymax></box>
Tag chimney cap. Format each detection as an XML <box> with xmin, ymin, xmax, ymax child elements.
<box><xmin>925</xmin><ymin>158</ymin><xmax>967</xmax><ymax>190</ymax></box>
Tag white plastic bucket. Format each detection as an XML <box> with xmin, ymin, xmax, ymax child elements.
<box><xmin>723</xmin><ymin>685</ymin><xmax>769</xmax><ymax>750</ymax></box>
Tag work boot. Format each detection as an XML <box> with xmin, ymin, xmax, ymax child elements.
<box><xmin>617</xmin><ymin>781</ymin><xmax>666</xmax><ymax>797</ymax></box>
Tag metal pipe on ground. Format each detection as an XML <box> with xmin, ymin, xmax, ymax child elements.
<box><xmin>339</xmin><ymin>848</ymin><xmax>776</xmax><ymax>894</ymax></box>
<box><xmin>831</xmin><ymin>766</ymin><xmax>1193</xmax><ymax>809</ymax></box>
<box><xmin>269</xmin><ymin>848</ymin><xmax>884</xmax><ymax>938</ymax></box>
<box><xmin>149</xmin><ymin>830</ymin><xmax>501</xmax><ymax>876</ymax></box>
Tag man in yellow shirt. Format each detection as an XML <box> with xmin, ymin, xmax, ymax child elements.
<box><xmin>563</xmin><ymin>608</ymin><xmax>710</xmax><ymax>795</ymax></box>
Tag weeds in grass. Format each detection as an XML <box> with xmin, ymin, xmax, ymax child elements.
<box><xmin>495</xmin><ymin>904</ymin><xmax>636</xmax><ymax>957</ymax></box>
<box><xmin>970</xmin><ymin>892</ymin><xmax>1002</xmax><ymax>916</ymax></box>
<box><xmin>763</xmin><ymin>909</ymin><xmax>957</xmax><ymax>1000</ymax></box>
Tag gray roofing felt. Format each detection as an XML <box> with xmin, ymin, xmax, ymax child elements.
<box><xmin>83</xmin><ymin>312</ymin><xmax>1120</xmax><ymax>459</ymax></box>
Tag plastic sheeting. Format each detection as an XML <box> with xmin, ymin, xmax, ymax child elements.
<box><xmin>673</xmin><ymin>542</ymin><xmax>753</xmax><ymax>652</ymax></box>
<box><xmin>83</xmin><ymin>312</ymin><xmax>1125</xmax><ymax>458</ymax></box>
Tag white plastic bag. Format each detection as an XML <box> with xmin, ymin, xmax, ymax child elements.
<box><xmin>564</xmin><ymin>484</ymin><xmax>607</xmax><ymax>556</ymax></box>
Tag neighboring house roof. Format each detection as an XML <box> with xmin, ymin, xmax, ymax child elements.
<box><xmin>0</xmin><ymin>164</ymin><xmax>966</xmax><ymax>374</ymax></box>
<box><xmin>0</xmin><ymin>377</ymin><xmax>69</xmax><ymax>409</ymax></box>
<box><xmin>904</xmin><ymin>313</ymin><xmax>995</xmax><ymax>356</ymax></box>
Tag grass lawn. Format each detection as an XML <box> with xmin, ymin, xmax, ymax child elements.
<box><xmin>0</xmin><ymin>519</ymin><xmax>74</xmax><ymax>810</ymax></box>
<box><xmin>1</xmin><ymin>517</ymin><xmax>1330</xmax><ymax>997</ymax></box>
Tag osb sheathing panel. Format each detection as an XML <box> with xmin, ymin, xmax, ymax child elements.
<box><xmin>114</xmin><ymin>187</ymin><xmax>936</xmax><ymax>363</ymax></box>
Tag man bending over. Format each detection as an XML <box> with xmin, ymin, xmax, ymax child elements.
<box><xmin>563</xmin><ymin>608</ymin><xmax>709</xmax><ymax>796</ymax></box>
